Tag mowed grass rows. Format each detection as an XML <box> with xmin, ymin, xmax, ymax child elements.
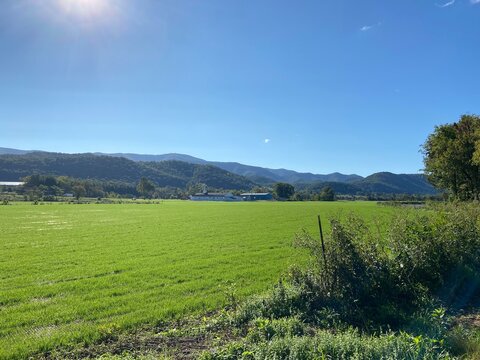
<box><xmin>0</xmin><ymin>201</ymin><xmax>393</xmax><ymax>359</ymax></box>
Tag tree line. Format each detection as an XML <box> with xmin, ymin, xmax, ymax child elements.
<box><xmin>0</xmin><ymin>174</ymin><xmax>344</xmax><ymax>202</ymax></box>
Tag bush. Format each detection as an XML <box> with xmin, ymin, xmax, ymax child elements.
<box><xmin>288</xmin><ymin>206</ymin><xmax>480</xmax><ymax>327</ymax></box>
<box><xmin>293</xmin><ymin>215</ymin><xmax>402</xmax><ymax>327</ymax></box>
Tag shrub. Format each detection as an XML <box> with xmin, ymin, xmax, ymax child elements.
<box><xmin>289</xmin><ymin>206</ymin><xmax>480</xmax><ymax>328</ymax></box>
<box><xmin>389</xmin><ymin>204</ymin><xmax>480</xmax><ymax>309</ymax></box>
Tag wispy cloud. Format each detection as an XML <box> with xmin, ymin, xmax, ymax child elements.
<box><xmin>436</xmin><ymin>0</ymin><xmax>455</xmax><ymax>7</ymax></box>
<box><xmin>471</xmin><ymin>0</ymin><xmax>480</xmax><ymax>4</ymax></box>
<box><xmin>360</xmin><ymin>22</ymin><xmax>381</xmax><ymax>32</ymax></box>
<box><xmin>264</xmin><ymin>138</ymin><xmax>270</xmax><ymax>144</ymax></box>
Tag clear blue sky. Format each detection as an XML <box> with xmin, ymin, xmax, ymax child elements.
<box><xmin>1</xmin><ymin>0</ymin><xmax>479</xmax><ymax>176</ymax></box>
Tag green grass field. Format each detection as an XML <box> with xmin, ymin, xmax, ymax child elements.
<box><xmin>0</xmin><ymin>201</ymin><xmax>394</xmax><ymax>359</ymax></box>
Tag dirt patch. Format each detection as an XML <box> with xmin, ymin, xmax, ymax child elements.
<box><xmin>38</xmin><ymin>332</ymin><xmax>208</xmax><ymax>359</ymax></box>
<box><xmin>37</xmin><ymin>313</ymin><xmax>235</xmax><ymax>359</ymax></box>
<box><xmin>454</xmin><ymin>313</ymin><xmax>480</xmax><ymax>329</ymax></box>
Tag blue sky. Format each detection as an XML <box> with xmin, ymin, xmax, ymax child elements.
<box><xmin>0</xmin><ymin>0</ymin><xmax>479</xmax><ymax>176</ymax></box>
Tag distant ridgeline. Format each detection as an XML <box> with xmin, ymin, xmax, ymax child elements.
<box><xmin>0</xmin><ymin>150</ymin><xmax>437</xmax><ymax>197</ymax></box>
<box><xmin>0</xmin><ymin>152</ymin><xmax>254</xmax><ymax>190</ymax></box>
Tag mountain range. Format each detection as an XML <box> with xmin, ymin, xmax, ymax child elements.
<box><xmin>0</xmin><ymin>147</ymin><xmax>437</xmax><ymax>195</ymax></box>
<box><xmin>94</xmin><ymin>152</ymin><xmax>363</xmax><ymax>184</ymax></box>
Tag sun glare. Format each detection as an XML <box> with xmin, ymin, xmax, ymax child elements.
<box><xmin>58</xmin><ymin>0</ymin><xmax>110</xmax><ymax>21</ymax></box>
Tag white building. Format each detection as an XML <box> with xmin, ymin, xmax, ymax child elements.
<box><xmin>0</xmin><ymin>182</ymin><xmax>24</xmax><ymax>186</ymax></box>
<box><xmin>190</xmin><ymin>192</ymin><xmax>242</xmax><ymax>202</ymax></box>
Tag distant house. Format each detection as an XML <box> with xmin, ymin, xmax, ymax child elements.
<box><xmin>240</xmin><ymin>192</ymin><xmax>273</xmax><ymax>201</ymax></box>
<box><xmin>0</xmin><ymin>182</ymin><xmax>24</xmax><ymax>186</ymax></box>
<box><xmin>190</xmin><ymin>192</ymin><xmax>242</xmax><ymax>202</ymax></box>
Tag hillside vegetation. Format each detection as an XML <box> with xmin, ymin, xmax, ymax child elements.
<box><xmin>0</xmin><ymin>152</ymin><xmax>255</xmax><ymax>190</ymax></box>
<box><xmin>352</xmin><ymin>172</ymin><xmax>437</xmax><ymax>194</ymax></box>
<box><xmin>297</xmin><ymin>173</ymin><xmax>436</xmax><ymax>196</ymax></box>
<box><xmin>0</xmin><ymin>151</ymin><xmax>437</xmax><ymax>195</ymax></box>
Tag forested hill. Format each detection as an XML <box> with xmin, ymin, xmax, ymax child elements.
<box><xmin>353</xmin><ymin>172</ymin><xmax>437</xmax><ymax>194</ymax></box>
<box><xmin>0</xmin><ymin>152</ymin><xmax>255</xmax><ymax>190</ymax></box>
<box><xmin>101</xmin><ymin>152</ymin><xmax>363</xmax><ymax>184</ymax></box>
<box><xmin>298</xmin><ymin>172</ymin><xmax>437</xmax><ymax>195</ymax></box>
<box><xmin>0</xmin><ymin>149</ymin><xmax>437</xmax><ymax>195</ymax></box>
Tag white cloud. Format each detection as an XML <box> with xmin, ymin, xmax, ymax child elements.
<box><xmin>264</xmin><ymin>139</ymin><xmax>270</xmax><ymax>144</ymax></box>
<box><xmin>436</xmin><ymin>0</ymin><xmax>455</xmax><ymax>7</ymax></box>
<box><xmin>360</xmin><ymin>22</ymin><xmax>381</xmax><ymax>32</ymax></box>
<box><xmin>471</xmin><ymin>0</ymin><xmax>480</xmax><ymax>4</ymax></box>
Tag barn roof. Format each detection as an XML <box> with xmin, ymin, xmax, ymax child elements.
<box><xmin>193</xmin><ymin>193</ymin><xmax>232</xmax><ymax>196</ymax></box>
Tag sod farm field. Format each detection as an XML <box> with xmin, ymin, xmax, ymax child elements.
<box><xmin>0</xmin><ymin>201</ymin><xmax>395</xmax><ymax>359</ymax></box>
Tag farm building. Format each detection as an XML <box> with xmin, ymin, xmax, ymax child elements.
<box><xmin>190</xmin><ymin>192</ymin><xmax>242</xmax><ymax>202</ymax></box>
<box><xmin>240</xmin><ymin>192</ymin><xmax>273</xmax><ymax>201</ymax></box>
<box><xmin>0</xmin><ymin>182</ymin><xmax>24</xmax><ymax>186</ymax></box>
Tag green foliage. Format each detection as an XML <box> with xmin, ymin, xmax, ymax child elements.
<box><xmin>187</xmin><ymin>182</ymin><xmax>208</xmax><ymax>195</ymax></box>
<box><xmin>289</xmin><ymin>216</ymin><xmax>402</xmax><ymax>327</ymax></box>
<box><xmin>388</xmin><ymin>205</ymin><xmax>480</xmax><ymax>309</ymax></box>
<box><xmin>304</xmin><ymin>180</ymin><xmax>363</xmax><ymax>196</ymax></box>
<box><xmin>21</xmin><ymin>174</ymin><xmax>133</xmax><ymax>199</ymax></box>
<box><xmin>154</xmin><ymin>186</ymin><xmax>185</xmax><ymax>199</ymax></box>
<box><xmin>201</xmin><ymin>329</ymin><xmax>453</xmax><ymax>360</ymax></box>
<box><xmin>316</xmin><ymin>185</ymin><xmax>335</xmax><ymax>201</ymax></box>
<box><xmin>446</xmin><ymin>323</ymin><xmax>480</xmax><ymax>358</ymax></box>
<box><xmin>423</xmin><ymin>114</ymin><xmax>480</xmax><ymax>200</ymax></box>
<box><xmin>0</xmin><ymin>152</ymin><xmax>255</xmax><ymax>191</ymax></box>
<box><xmin>273</xmin><ymin>182</ymin><xmax>295</xmax><ymax>200</ymax></box>
<box><xmin>354</xmin><ymin>173</ymin><xmax>437</xmax><ymax>195</ymax></box>
<box><xmin>245</xmin><ymin>317</ymin><xmax>306</xmax><ymax>342</ymax></box>
<box><xmin>290</xmin><ymin>207</ymin><xmax>480</xmax><ymax>327</ymax></box>
<box><xmin>73</xmin><ymin>184</ymin><xmax>86</xmax><ymax>200</ymax></box>
<box><xmin>294</xmin><ymin>175</ymin><xmax>438</xmax><ymax>200</ymax></box>
<box><xmin>0</xmin><ymin>152</ymin><xmax>441</xmax><ymax>198</ymax></box>
<box><xmin>16</xmin><ymin>170</ymin><xmax>255</xmax><ymax>201</ymax></box>
<box><xmin>136</xmin><ymin>177</ymin><xmax>155</xmax><ymax>198</ymax></box>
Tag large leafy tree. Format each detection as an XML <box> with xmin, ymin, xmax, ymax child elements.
<box><xmin>137</xmin><ymin>177</ymin><xmax>155</xmax><ymax>198</ymax></box>
<box><xmin>423</xmin><ymin>115</ymin><xmax>480</xmax><ymax>200</ymax></box>
<box><xmin>318</xmin><ymin>185</ymin><xmax>335</xmax><ymax>201</ymax></box>
<box><xmin>273</xmin><ymin>182</ymin><xmax>295</xmax><ymax>200</ymax></box>
<box><xmin>72</xmin><ymin>184</ymin><xmax>86</xmax><ymax>201</ymax></box>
